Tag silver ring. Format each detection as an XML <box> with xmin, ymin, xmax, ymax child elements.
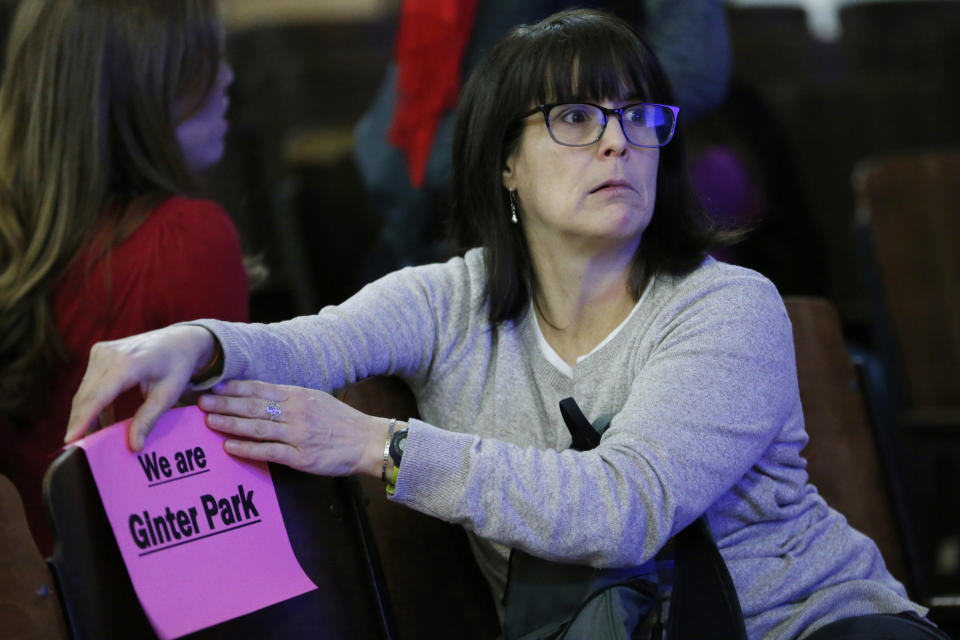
<box><xmin>266</xmin><ymin>401</ymin><xmax>282</xmax><ymax>421</ymax></box>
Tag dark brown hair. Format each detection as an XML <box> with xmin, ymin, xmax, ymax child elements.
<box><xmin>451</xmin><ymin>8</ymin><xmax>731</xmax><ymax>325</ymax></box>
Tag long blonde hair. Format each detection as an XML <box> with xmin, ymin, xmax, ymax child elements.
<box><xmin>0</xmin><ymin>0</ymin><xmax>222</xmax><ymax>424</ymax></box>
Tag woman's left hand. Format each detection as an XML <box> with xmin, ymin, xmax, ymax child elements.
<box><xmin>198</xmin><ymin>380</ymin><xmax>390</xmax><ymax>478</ymax></box>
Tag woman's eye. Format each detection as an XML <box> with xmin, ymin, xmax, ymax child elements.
<box><xmin>559</xmin><ymin>107</ymin><xmax>593</xmax><ymax>124</ymax></box>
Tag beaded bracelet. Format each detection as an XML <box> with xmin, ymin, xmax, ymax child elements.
<box><xmin>386</xmin><ymin>464</ymin><xmax>400</xmax><ymax>497</ymax></box>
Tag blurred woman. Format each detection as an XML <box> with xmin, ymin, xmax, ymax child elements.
<box><xmin>0</xmin><ymin>0</ymin><xmax>249</xmax><ymax>554</ymax></box>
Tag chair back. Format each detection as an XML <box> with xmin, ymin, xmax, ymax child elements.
<box><xmin>0</xmin><ymin>473</ymin><xmax>68</xmax><ymax>640</ymax></box>
<box><xmin>784</xmin><ymin>296</ymin><xmax>918</xmax><ymax>593</ymax></box>
<box><xmin>853</xmin><ymin>149</ymin><xmax>960</xmax><ymax>411</ymax></box>
<box><xmin>43</xmin><ymin>445</ymin><xmax>390</xmax><ymax>639</ymax></box>
<box><xmin>339</xmin><ymin>376</ymin><xmax>502</xmax><ymax>639</ymax></box>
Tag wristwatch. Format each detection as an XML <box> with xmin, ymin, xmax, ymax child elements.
<box><xmin>389</xmin><ymin>427</ymin><xmax>408</xmax><ymax>468</ymax></box>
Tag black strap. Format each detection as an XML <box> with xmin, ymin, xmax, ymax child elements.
<box><xmin>559</xmin><ymin>397</ymin><xmax>601</xmax><ymax>451</ymax></box>
<box><xmin>558</xmin><ymin>397</ymin><xmax>747</xmax><ymax>640</ymax></box>
<box><xmin>668</xmin><ymin>518</ymin><xmax>748</xmax><ymax>640</ymax></box>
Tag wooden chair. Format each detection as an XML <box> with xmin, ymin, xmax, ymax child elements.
<box><xmin>338</xmin><ymin>377</ymin><xmax>502</xmax><ymax>640</ymax></box>
<box><xmin>767</xmin><ymin>81</ymin><xmax>960</xmax><ymax>333</ymax></box>
<box><xmin>784</xmin><ymin>297</ymin><xmax>916</xmax><ymax>588</ymax></box>
<box><xmin>784</xmin><ymin>296</ymin><xmax>959</xmax><ymax>635</ymax></box>
<box><xmin>43</xmin><ymin>447</ymin><xmax>391</xmax><ymax>639</ymax></box>
<box><xmin>0</xmin><ymin>473</ymin><xmax>68</xmax><ymax>640</ymax></box>
<box><xmin>853</xmin><ymin>149</ymin><xmax>960</xmax><ymax>415</ymax></box>
<box><xmin>852</xmin><ymin>148</ymin><xmax>960</xmax><ymax>602</ymax></box>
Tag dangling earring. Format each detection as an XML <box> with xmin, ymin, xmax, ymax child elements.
<box><xmin>509</xmin><ymin>191</ymin><xmax>519</xmax><ymax>224</ymax></box>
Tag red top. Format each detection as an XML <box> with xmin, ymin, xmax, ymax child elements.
<box><xmin>1</xmin><ymin>196</ymin><xmax>249</xmax><ymax>554</ymax></box>
<box><xmin>389</xmin><ymin>0</ymin><xmax>478</xmax><ymax>187</ymax></box>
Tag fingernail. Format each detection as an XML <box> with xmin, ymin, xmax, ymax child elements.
<box><xmin>208</xmin><ymin>414</ymin><xmax>223</xmax><ymax>426</ymax></box>
<box><xmin>198</xmin><ymin>395</ymin><xmax>213</xmax><ymax>409</ymax></box>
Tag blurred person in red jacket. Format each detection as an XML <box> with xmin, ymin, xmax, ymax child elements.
<box><xmin>0</xmin><ymin>0</ymin><xmax>250</xmax><ymax>555</ymax></box>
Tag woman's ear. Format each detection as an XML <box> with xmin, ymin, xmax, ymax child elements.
<box><xmin>501</xmin><ymin>154</ymin><xmax>516</xmax><ymax>191</ymax></box>
<box><xmin>500</xmin><ymin>152</ymin><xmax>517</xmax><ymax>191</ymax></box>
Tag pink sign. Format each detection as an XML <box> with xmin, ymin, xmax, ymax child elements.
<box><xmin>75</xmin><ymin>406</ymin><xmax>317</xmax><ymax>639</ymax></box>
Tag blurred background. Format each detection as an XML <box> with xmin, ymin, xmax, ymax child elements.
<box><xmin>193</xmin><ymin>0</ymin><xmax>960</xmax><ymax>330</ymax></box>
<box><xmin>1</xmin><ymin>0</ymin><xmax>957</xmax><ymax>622</ymax></box>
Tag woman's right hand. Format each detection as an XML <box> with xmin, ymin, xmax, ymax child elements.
<box><xmin>64</xmin><ymin>324</ymin><xmax>217</xmax><ymax>451</ymax></box>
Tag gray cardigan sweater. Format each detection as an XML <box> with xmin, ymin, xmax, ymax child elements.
<box><xmin>196</xmin><ymin>249</ymin><xmax>923</xmax><ymax>639</ymax></box>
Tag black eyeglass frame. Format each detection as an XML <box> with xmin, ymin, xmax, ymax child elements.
<box><xmin>518</xmin><ymin>102</ymin><xmax>680</xmax><ymax>148</ymax></box>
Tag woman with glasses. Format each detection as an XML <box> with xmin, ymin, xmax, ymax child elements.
<box><xmin>64</xmin><ymin>9</ymin><xmax>941</xmax><ymax>639</ymax></box>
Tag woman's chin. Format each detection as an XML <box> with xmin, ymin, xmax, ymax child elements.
<box><xmin>590</xmin><ymin>205</ymin><xmax>651</xmax><ymax>240</ymax></box>
<box><xmin>186</xmin><ymin>142</ymin><xmax>225</xmax><ymax>173</ymax></box>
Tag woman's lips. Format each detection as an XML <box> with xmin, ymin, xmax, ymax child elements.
<box><xmin>590</xmin><ymin>180</ymin><xmax>634</xmax><ymax>194</ymax></box>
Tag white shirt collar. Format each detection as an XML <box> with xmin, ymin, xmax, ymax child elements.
<box><xmin>531</xmin><ymin>275</ymin><xmax>655</xmax><ymax>377</ymax></box>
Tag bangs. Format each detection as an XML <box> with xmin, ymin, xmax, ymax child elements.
<box><xmin>519</xmin><ymin>18</ymin><xmax>660</xmax><ymax>106</ymax></box>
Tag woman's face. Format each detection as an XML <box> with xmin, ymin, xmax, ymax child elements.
<box><xmin>502</xmin><ymin>99</ymin><xmax>659</xmax><ymax>255</ymax></box>
<box><xmin>175</xmin><ymin>60</ymin><xmax>233</xmax><ymax>172</ymax></box>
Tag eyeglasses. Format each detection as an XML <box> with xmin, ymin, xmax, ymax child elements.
<box><xmin>518</xmin><ymin>102</ymin><xmax>679</xmax><ymax>148</ymax></box>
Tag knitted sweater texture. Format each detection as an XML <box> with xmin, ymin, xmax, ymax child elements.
<box><xmin>195</xmin><ymin>249</ymin><xmax>922</xmax><ymax>639</ymax></box>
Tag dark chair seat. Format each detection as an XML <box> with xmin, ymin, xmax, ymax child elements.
<box><xmin>0</xmin><ymin>473</ymin><xmax>68</xmax><ymax>640</ymax></box>
<box><xmin>43</xmin><ymin>446</ymin><xmax>390</xmax><ymax>639</ymax></box>
<box><xmin>338</xmin><ymin>376</ymin><xmax>502</xmax><ymax>640</ymax></box>
<box><xmin>784</xmin><ymin>296</ymin><xmax>960</xmax><ymax>637</ymax></box>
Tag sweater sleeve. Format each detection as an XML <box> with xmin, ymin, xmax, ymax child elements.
<box><xmin>392</xmin><ymin>273</ymin><xmax>799</xmax><ymax>567</ymax></box>
<box><xmin>191</xmin><ymin>257</ymin><xmax>476</xmax><ymax>393</ymax></box>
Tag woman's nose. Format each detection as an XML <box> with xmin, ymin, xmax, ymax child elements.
<box><xmin>598</xmin><ymin>114</ymin><xmax>629</xmax><ymax>157</ymax></box>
